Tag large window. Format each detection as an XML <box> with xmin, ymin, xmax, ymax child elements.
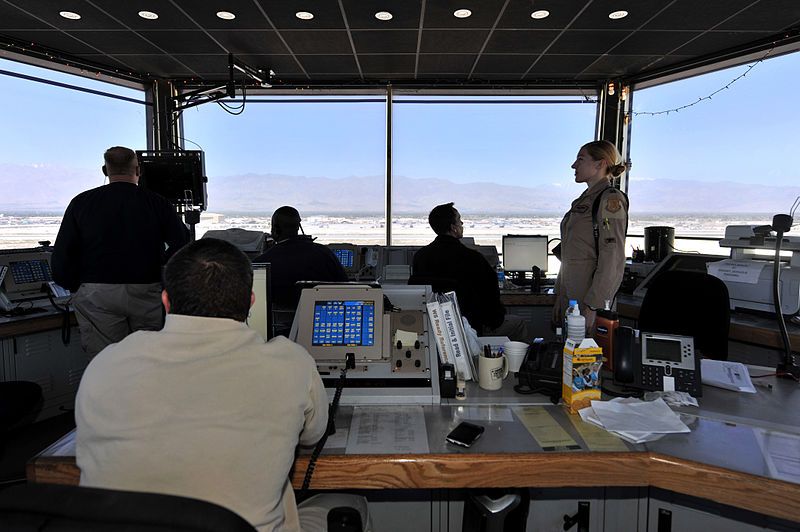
<box><xmin>629</xmin><ymin>51</ymin><xmax>800</xmax><ymax>255</ymax></box>
<box><xmin>181</xmin><ymin>96</ymin><xmax>386</xmax><ymax>244</ymax></box>
<box><xmin>0</xmin><ymin>58</ymin><xmax>146</xmax><ymax>248</ymax></box>
<box><xmin>392</xmin><ymin>95</ymin><xmax>597</xmax><ymax>270</ymax></box>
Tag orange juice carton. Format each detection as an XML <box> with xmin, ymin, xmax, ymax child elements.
<box><xmin>562</xmin><ymin>338</ymin><xmax>603</xmax><ymax>414</ymax></box>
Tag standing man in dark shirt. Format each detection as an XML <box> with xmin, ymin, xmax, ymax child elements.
<box><xmin>52</xmin><ymin>146</ymin><xmax>189</xmax><ymax>358</ymax></box>
<box><xmin>252</xmin><ymin>206</ymin><xmax>347</xmax><ymax>315</ymax></box>
<box><xmin>412</xmin><ymin>202</ymin><xmax>530</xmax><ymax>342</ymax></box>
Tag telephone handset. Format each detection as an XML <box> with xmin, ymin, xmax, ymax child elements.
<box><xmin>614</xmin><ymin>327</ymin><xmax>702</xmax><ymax>397</ymax></box>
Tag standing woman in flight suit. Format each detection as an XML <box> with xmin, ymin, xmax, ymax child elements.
<box><xmin>553</xmin><ymin>140</ymin><xmax>629</xmax><ymax>334</ymax></box>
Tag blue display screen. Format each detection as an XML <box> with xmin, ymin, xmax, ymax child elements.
<box><xmin>334</xmin><ymin>249</ymin><xmax>354</xmax><ymax>268</ymax></box>
<box><xmin>10</xmin><ymin>259</ymin><xmax>52</xmax><ymax>284</ymax></box>
<box><xmin>312</xmin><ymin>300</ymin><xmax>375</xmax><ymax>346</ymax></box>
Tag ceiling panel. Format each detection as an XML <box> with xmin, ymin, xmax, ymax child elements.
<box><xmin>281</xmin><ymin>31</ymin><xmax>353</xmax><ymax>55</ymax></box>
<box><xmin>297</xmin><ymin>55</ymin><xmax>359</xmax><ymax>75</ymax></box>
<box><xmin>69</xmin><ymin>31</ymin><xmax>163</xmax><ymax>54</ymax></box>
<box><xmin>497</xmin><ymin>0</ymin><xmax>589</xmax><ymax>30</ymax></box>
<box><xmin>359</xmin><ymin>54</ymin><xmax>416</xmax><ymax>74</ymax></box>
<box><xmin>341</xmin><ymin>0</ymin><xmax>422</xmax><ymax>30</ymax></box>
<box><xmin>716</xmin><ymin>0</ymin><xmax>800</xmax><ymax>31</ymax></box>
<box><xmin>526</xmin><ymin>54</ymin><xmax>601</xmax><ymax>75</ymax></box>
<box><xmin>110</xmin><ymin>54</ymin><xmax>194</xmax><ymax>77</ymax></box>
<box><xmin>571</xmin><ymin>0</ymin><xmax>669</xmax><ymax>30</ymax></box>
<box><xmin>137</xmin><ymin>31</ymin><xmax>223</xmax><ymax>55</ymax></box>
<box><xmin>208</xmin><ymin>30</ymin><xmax>287</xmax><ymax>55</ymax></box>
<box><xmin>90</xmin><ymin>1</ymin><xmax>197</xmax><ymax>31</ymax></box>
<box><xmin>171</xmin><ymin>0</ymin><xmax>271</xmax><ymax>30</ymax></box>
<box><xmin>547</xmin><ymin>30</ymin><xmax>630</xmax><ymax>54</ymax></box>
<box><xmin>417</xmin><ymin>54</ymin><xmax>477</xmax><ymax>74</ymax></box>
<box><xmin>672</xmin><ymin>31</ymin><xmax>774</xmax><ymax>55</ymax></box>
<box><xmin>257</xmin><ymin>1</ymin><xmax>346</xmax><ymax>30</ymax></box>
<box><xmin>484</xmin><ymin>30</ymin><xmax>557</xmax><ymax>54</ymax></box>
<box><xmin>352</xmin><ymin>30</ymin><xmax>418</xmax><ymax>54</ymax></box>
<box><xmin>423</xmin><ymin>0</ymin><xmax>507</xmax><ymax>29</ymax></box>
<box><xmin>643</xmin><ymin>0</ymin><xmax>757</xmax><ymax>31</ymax></box>
<box><xmin>0</xmin><ymin>3</ymin><xmax>60</xmax><ymax>30</ymax></box>
<box><xmin>612</xmin><ymin>31</ymin><xmax>702</xmax><ymax>55</ymax></box>
<box><xmin>474</xmin><ymin>54</ymin><xmax>539</xmax><ymax>74</ymax></box>
<box><xmin>1</xmin><ymin>30</ymin><xmax>101</xmax><ymax>55</ymax></box>
<box><xmin>420</xmin><ymin>30</ymin><xmax>490</xmax><ymax>54</ymax></box>
<box><xmin>4</xmin><ymin>1</ymin><xmax>122</xmax><ymax>30</ymax></box>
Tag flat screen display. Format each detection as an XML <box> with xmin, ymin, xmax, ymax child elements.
<box><xmin>334</xmin><ymin>249</ymin><xmax>354</xmax><ymax>268</ymax></box>
<box><xmin>312</xmin><ymin>300</ymin><xmax>375</xmax><ymax>346</ymax></box>
<box><xmin>10</xmin><ymin>259</ymin><xmax>52</xmax><ymax>284</ymax></box>
<box><xmin>502</xmin><ymin>235</ymin><xmax>548</xmax><ymax>272</ymax></box>
<box><xmin>645</xmin><ymin>337</ymin><xmax>682</xmax><ymax>362</ymax></box>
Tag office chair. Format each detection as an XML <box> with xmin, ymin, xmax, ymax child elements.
<box><xmin>0</xmin><ymin>483</ymin><xmax>256</xmax><ymax>531</ymax></box>
<box><xmin>637</xmin><ymin>270</ymin><xmax>730</xmax><ymax>361</ymax></box>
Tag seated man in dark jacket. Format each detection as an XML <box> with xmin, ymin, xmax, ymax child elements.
<box><xmin>411</xmin><ymin>202</ymin><xmax>530</xmax><ymax>342</ymax></box>
<box><xmin>253</xmin><ymin>206</ymin><xmax>347</xmax><ymax>316</ymax></box>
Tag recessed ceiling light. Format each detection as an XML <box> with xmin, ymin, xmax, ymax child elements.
<box><xmin>138</xmin><ymin>10</ymin><xmax>159</xmax><ymax>20</ymax></box>
<box><xmin>375</xmin><ymin>11</ymin><xmax>393</xmax><ymax>21</ymax></box>
<box><xmin>59</xmin><ymin>11</ymin><xmax>81</xmax><ymax>20</ymax></box>
<box><xmin>608</xmin><ymin>10</ymin><xmax>628</xmax><ymax>20</ymax></box>
<box><xmin>216</xmin><ymin>11</ymin><xmax>236</xmax><ymax>20</ymax></box>
<box><xmin>295</xmin><ymin>11</ymin><xmax>314</xmax><ymax>20</ymax></box>
<box><xmin>453</xmin><ymin>9</ymin><xmax>472</xmax><ymax>19</ymax></box>
<box><xmin>531</xmin><ymin>10</ymin><xmax>550</xmax><ymax>19</ymax></box>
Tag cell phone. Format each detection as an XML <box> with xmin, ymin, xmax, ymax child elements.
<box><xmin>445</xmin><ymin>421</ymin><xmax>485</xmax><ymax>448</ymax></box>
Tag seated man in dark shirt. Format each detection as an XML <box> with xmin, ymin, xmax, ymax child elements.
<box><xmin>253</xmin><ymin>206</ymin><xmax>347</xmax><ymax>321</ymax></box>
<box><xmin>411</xmin><ymin>202</ymin><xmax>530</xmax><ymax>342</ymax></box>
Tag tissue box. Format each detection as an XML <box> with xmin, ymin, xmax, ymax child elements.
<box><xmin>562</xmin><ymin>338</ymin><xmax>603</xmax><ymax>414</ymax></box>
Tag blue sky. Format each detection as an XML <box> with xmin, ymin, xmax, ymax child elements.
<box><xmin>0</xmin><ymin>50</ymin><xmax>798</xmax><ymax>191</ymax></box>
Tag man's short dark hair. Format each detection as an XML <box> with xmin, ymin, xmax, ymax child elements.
<box><xmin>428</xmin><ymin>202</ymin><xmax>458</xmax><ymax>236</ymax></box>
<box><xmin>103</xmin><ymin>146</ymin><xmax>138</xmax><ymax>176</ymax></box>
<box><xmin>164</xmin><ymin>238</ymin><xmax>253</xmax><ymax>322</ymax></box>
<box><xmin>271</xmin><ymin>206</ymin><xmax>302</xmax><ymax>240</ymax></box>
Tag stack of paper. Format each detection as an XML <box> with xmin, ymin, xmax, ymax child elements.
<box><xmin>700</xmin><ymin>359</ymin><xmax>756</xmax><ymax>393</ymax></box>
<box><xmin>579</xmin><ymin>397</ymin><xmax>691</xmax><ymax>444</ymax></box>
<box><xmin>643</xmin><ymin>391</ymin><xmax>699</xmax><ymax>407</ymax></box>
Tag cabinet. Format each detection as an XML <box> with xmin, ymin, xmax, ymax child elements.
<box><xmin>1</xmin><ymin>327</ymin><xmax>88</xmax><ymax>421</ymax></box>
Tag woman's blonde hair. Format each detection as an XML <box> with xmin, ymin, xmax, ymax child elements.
<box><xmin>581</xmin><ymin>140</ymin><xmax>628</xmax><ymax>178</ymax></box>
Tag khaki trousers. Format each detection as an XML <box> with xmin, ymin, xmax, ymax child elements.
<box><xmin>72</xmin><ymin>283</ymin><xmax>164</xmax><ymax>358</ymax></box>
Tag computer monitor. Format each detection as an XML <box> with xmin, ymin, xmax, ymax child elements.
<box><xmin>502</xmin><ymin>235</ymin><xmax>549</xmax><ymax>273</ymax></box>
<box><xmin>294</xmin><ymin>285</ymin><xmax>385</xmax><ymax>363</ymax></box>
<box><xmin>327</xmin><ymin>243</ymin><xmax>360</xmax><ymax>274</ymax></box>
<box><xmin>0</xmin><ymin>251</ymin><xmax>53</xmax><ymax>301</ymax></box>
<box><xmin>247</xmin><ymin>263</ymin><xmax>272</xmax><ymax>341</ymax></box>
<box><xmin>137</xmin><ymin>150</ymin><xmax>208</xmax><ymax>210</ymax></box>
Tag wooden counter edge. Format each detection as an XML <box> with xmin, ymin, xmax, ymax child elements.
<box><xmin>27</xmin><ymin>452</ymin><xmax>800</xmax><ymax>523</ymax></box>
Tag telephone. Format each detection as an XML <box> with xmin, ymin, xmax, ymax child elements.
<box><xmin>614</xmin><ymin>327</ymin><xmax>702</xmax><ymax>397</ymax></box>
<box><xmin>514</xmin><ymin>338</ymin><xmax>563</xmax><ymax>404</ymax></box>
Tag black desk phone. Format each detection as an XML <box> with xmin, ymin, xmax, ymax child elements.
<box><xmin>614</xmin><ymin>327</ymin><xmax>702</xmax><ymax>397</ymax></box>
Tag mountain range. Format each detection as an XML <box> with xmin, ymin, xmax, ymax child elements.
<box><xmin>0</xmin><ymin>163</ymin><xmax>797</xmax><ymax>215</ymax></box>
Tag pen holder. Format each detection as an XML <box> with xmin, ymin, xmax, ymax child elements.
<box><xmin>478</xmin><ymin>353</ymin><xmax>509</xmax><ymax>391</ymax></box>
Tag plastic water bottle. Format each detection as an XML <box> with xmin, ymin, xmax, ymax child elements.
<box><xmin>566</xmin><ymin>302</ymin><xmax>586</xmax><ymax>342</ymax></box>
<box><xmin>496</xmin><ymin>264</ymin><xmax>505</xmax><ymax>289</ymax></box>
<box><xmin>564</xmin><ymin>299</ymin><xmax>578</xmax><ymax>335</ymax></box>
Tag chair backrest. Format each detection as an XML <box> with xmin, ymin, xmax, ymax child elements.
<box><xmin>638</xmin><ymin>270</ymin><xmax>730</xmax><ymax>360</ymax></box>
<box><xmin>0</xmin><ymin>483</ymin><xmax>256</xmax><ymax>532</ymax></box>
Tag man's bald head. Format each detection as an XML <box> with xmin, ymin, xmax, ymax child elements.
<box><xmin>103</xmin><ymin>146</ymin><xmax>139</xmax><ymax>183</ymax></box>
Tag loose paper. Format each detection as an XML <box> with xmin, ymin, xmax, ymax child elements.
<box><xmin>394</xmin><ymin>329</ymin><xmax>419</xmax><ymax>347</ymax></box>
<box><xmin>707</xmin><ymin>259</ymin><xmax>767</xmax><ymax>285</ymax></box>
<box><xmin>589</xmin><ymin>398</ymin><xmax>690</xmax><ymax>434</ymax></box>
<box><xmin>515</xmin><ymin>406</ymin><xmax>581</xmax><ymax>451</ymax></box>
<box><xmin>753</xmin><ymin>428</ymin><xmax>800</xmax><ymax>483</ymax></box>
<box><xmin>566</xmin><ymin>412</ymin><xmax>629</xmax><ymax>452</ymax></box>
<box><xmin>346</xmin><ymin>406</ymin><xmax>430</xmax><ymax>455</ymax></box>
<box><xmin>700</xmin><ymin>359</ymin><xmax>756</xmax><ymax>393</ymax></box>
<box><xmin>456</xmin><ymin>405</ymin><xmax>514</xmax><ymax>423</ymax></box>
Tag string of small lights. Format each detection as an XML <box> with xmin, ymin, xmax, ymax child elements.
<box><xmin>632</xmin><ymin>46</ymin><xmax>775</xmax><ymax>117</ymax></box>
